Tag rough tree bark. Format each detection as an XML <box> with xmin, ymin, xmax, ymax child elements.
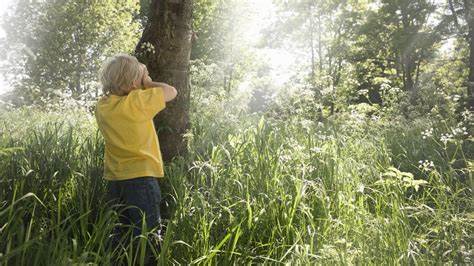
<box><xmin>135</xmin><ymin>0</ymin><xmax>193</xmax><ymax>162</ymax></box>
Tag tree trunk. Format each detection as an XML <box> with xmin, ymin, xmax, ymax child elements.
<box><xmin>466</xmin><ymin>0</ymin><xmax>474</xmax><ymax>110</ymax></box>
<box><xmin>135</xmin><ymin>0</ymin><xmax>194</xmax><ymax>162</ymax></box>
<box><xmin>468</xmin><ymin>26</ymin><xmax>474</xmax><ymax>111</ymax></box>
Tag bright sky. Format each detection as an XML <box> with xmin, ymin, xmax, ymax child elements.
<box><xmin>0</xmin><ymin>0</ymin><xmax>291</xmax><ymax>97</ymax></box>
<box><xmin>0</xmin><ymin>0</ymin><xmax>454</xmax><ymax>98</ymax></box>
<box><xmin>0</xmin><ymin>0</ymin><xmax>15</xmax><ymax>96</ymax></box>
<box><xmin>245</xmin><ymin>0</ymin><xmax>295</xmax><ymax>87</ymax></box>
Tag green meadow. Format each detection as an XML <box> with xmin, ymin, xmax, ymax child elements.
<box><xmin>0</xmin><ymin>105</ymin><xmax>471</xmax><ymax>264</ymax></box>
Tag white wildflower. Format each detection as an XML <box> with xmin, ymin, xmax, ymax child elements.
<box><xmin>422</xmin><ymin>128</ymin><xmax>433</xmax><ymax>139</ymax></box>
<box><xmin>141</xmin><ymin>42</ymin><xmax>155</xmax><ymax>54</ymax></box>
<box><xmin>316</xmin><ymin>131</ymin><xmax>328</xmax><ymax>141</ymax></box>
<box><xmin>461</xmin><ymin>109</ymin><xmax>472</xmax><ymax>122</ymax></box>
<box><xmin>358</xmin><ymin>89</ymin><xmax>369</xmax><ymax>96</ymax></box>
<box><xmin>300</xmin><ymin>119</ymin><xmax>313</xmax><ymax>131</ymax></box>
<box><xmin>418</xmin><ymin>160</ymin><xmax>435</xmax><ymax>172</ymax></box>
<box><xmin>440</xmin><ymin>133</ymin><xmax>453</xmax><ymax>145</ymax></box>
<box><xmin>279</xmin><ymin>154</ymin><xmax>291</xmax><ymax>163</ymax></box>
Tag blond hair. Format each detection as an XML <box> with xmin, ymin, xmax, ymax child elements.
<box><xmin>99</xmin><ymin>54</ymin><xmax>142</xmax><ymax>96</ymax></box>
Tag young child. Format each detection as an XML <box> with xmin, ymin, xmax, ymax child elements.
<box><xmin>94</xmin><ymin>54</ymin><xmax>177</xmax><ymax>264</ymax></box>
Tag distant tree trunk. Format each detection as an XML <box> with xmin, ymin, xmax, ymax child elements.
<box><xmin>75</xmin><ymin>58</ymin><xmax>82</xmax><ymax>98</ymax></box>
<box><xmin>466</xmin><ymin>0</ymin><xmax>474</xmax><ymax>110</ymax></box>
<box><xmin>135</xmin><ymin>0</ymin><xmax>194</xmax><ymax>162</ymax></box>
<box><xmin>405</xmin><ymin>60</ymin><xmax>416</xmax><ymax>94</ymax></box>
<box><xmin>316</xmin><ymin>12</ymin><xmax>323</xmax><ymax>74</ymax></box>
<box><xmin>224</xmin><ymin>19</ymin><xmax>235</xmax><ymax>93</ymax></box>
<box><xmin>308</xmin><ymin>1</ymin><xmax>323</xmax><ymax>121</ymax></box>
<box><xmin>309</xmin><ymin>3</ymin><xmax>315</xmax><ymax>84</ymax></box>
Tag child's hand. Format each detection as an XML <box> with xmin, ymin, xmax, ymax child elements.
<box><xmin>137</xmin><ymin>64</ymin><xmax>177</xmax><ymax>102</ymax></box>
<box><xmin>140</xmin><ymin>64</ymin><xmax>152</xmax><ymax>88</ymax></box>
<box><xmin>143</xmin><ymin>75</ymin><xmax>153</xmax><ymax>88</ymax></box>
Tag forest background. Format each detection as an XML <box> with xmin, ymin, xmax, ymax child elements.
<box><xmin>0</xmin><ymin>0</ymin><xmax>472</xmax><ymax>264</ymax></box>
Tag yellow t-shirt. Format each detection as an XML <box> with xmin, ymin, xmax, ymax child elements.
<box><xmin>94</xmin><ymin>87</ymin><xmax>166</xmax><ymax>181</ymax></box>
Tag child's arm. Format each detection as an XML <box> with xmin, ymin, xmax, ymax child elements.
<box><xmin>141</xmin><ymin>67</ymin><xmax>178</xmax><ymax>102</ymax></box>
<box><xmin>144</xmin><ymin>80</ymin><xmax>177</xmax><ymax>102</ymax></box>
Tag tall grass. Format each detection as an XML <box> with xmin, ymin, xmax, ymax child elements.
<box><xmin>0</xmin><ymin>106</ymin><xmax>472</xmax><ymax>264</ymax></box>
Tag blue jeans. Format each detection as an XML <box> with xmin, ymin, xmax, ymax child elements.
<box><xmin>106</xmin><ymin>176</ymin><xmax>162</xmax><ymax>264</ymax></box>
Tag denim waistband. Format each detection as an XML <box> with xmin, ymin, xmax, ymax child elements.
<box><xmin>108</xmin><ymin>176</ymin><xmax>157</xmax><ymax>184</ymax></box>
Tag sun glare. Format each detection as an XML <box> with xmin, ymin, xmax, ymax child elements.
<box><xmin>244</xmin><ymin>0</ymin><xmax>295</xmax><ymax>87</ymax></box>
<box><xmin>0</xmin><ymin>0</ymin><xmax>16</xmax><ymax>97</ymax></box>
